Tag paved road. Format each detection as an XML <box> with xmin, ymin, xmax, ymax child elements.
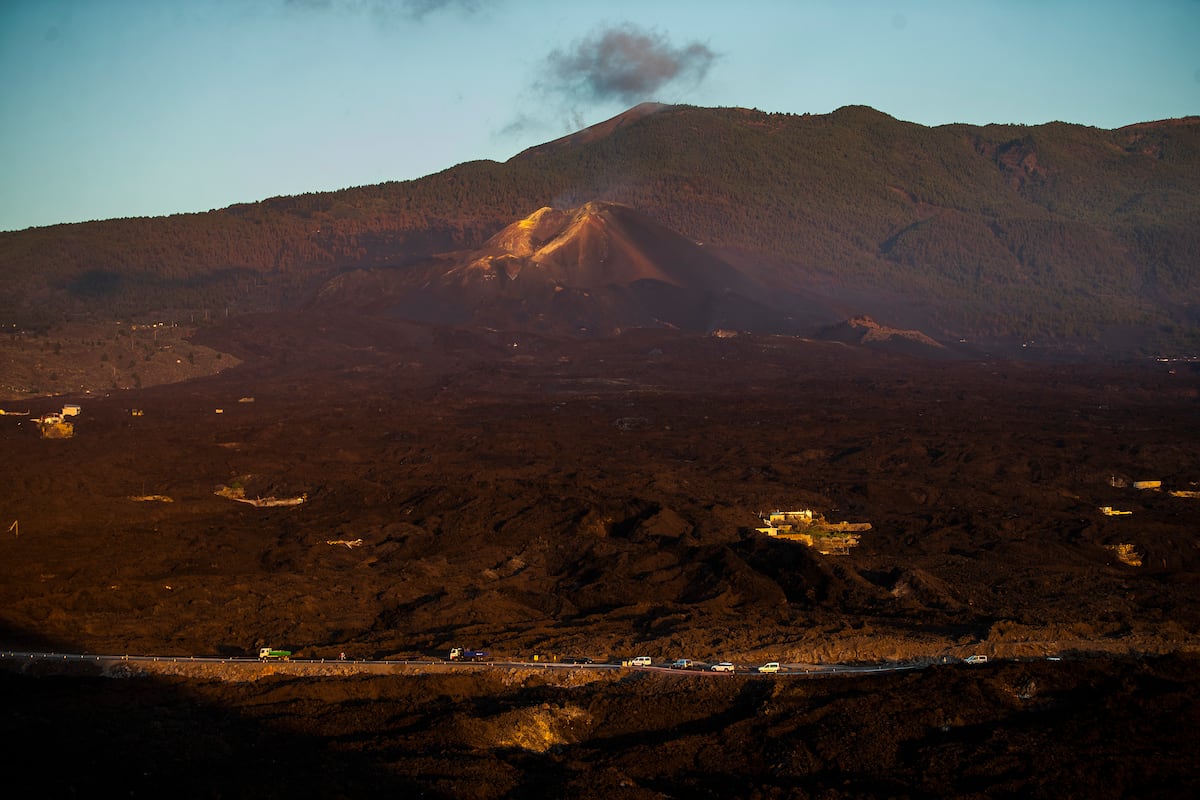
<box><xmin>0</xmin><ymin>650</ymin><xmax>993</xmax><ymax>677</ymax></box>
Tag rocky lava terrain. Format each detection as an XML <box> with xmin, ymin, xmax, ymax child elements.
<box><xmin>2</xmin><ymin>313</ymin><xmax>1199</xmax><ymax>796</ymax></box>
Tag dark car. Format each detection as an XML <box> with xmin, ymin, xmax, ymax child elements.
<box><xmin>562</xmin><ymin>656</ymin><xmax>594</xmax><ymax>664</ymax></box>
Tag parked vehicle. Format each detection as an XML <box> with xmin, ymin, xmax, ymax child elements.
<box><xmin>964</xmin><ymin>655</ymin><xmax>988</xmax><ymax>664</ymax></box>
<box><xmin>562</xmin><ymin>656</ymin><xmax>594</xmax><ymax>664</ymax></box>
<box><xmin>449</xmin><ymin>647</ymin><xmax>490</xmax><ymax>661</ymax></box>
<box><xmin>670</xmin><ymin>658</ymin><xmax>693</xmax><ymax>670</ymax></box>
<box><xmin>258</xmin><ymin>647</ymin><xmax>291</xmax><ymax>660</ymax></box>
<box><xmin>627</xmin><ymin>655</ymin><xmax>652</xmax><ymax>667</ymax></box>
<box><xmin>710</xmin><ymin>662</ymin><xmax>736</xmax><ymax>672</ymax></box>
<box><xmin>757</xmin><ymin>661</ymin><xmax>780</xmax><ymax>673</ymax></box>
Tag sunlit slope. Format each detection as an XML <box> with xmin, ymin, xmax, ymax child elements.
<box><xmin>372</xmin><ymin>201</ymin><xmax>808</xmax><ymax>335</ymax></box>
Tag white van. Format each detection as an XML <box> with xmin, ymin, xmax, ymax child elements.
<box><xmin>757</xmin><ymin>661</ymin><xmax>780</xmax><ymax>673</ymax></box>
<box><xmin>629</xmin><ymin>656</ymin><xmax>652</xmax><ymax>667</ymax></box>
<box><xmin>964</xmin><ymin>655</ymin><xmax>988</xmax><ymax>664</ymax></box>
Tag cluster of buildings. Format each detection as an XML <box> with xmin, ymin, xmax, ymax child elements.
<box><xmin>755</xmin><ymin>509</ymin><xmax>872</xmax><ymax>555</ymax></box>
<box><xmin>35</xmin><ymin>403</ymin><xmax>82</xmax><ymax>439</ymax></box>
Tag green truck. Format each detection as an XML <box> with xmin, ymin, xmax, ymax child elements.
<box><xmin>258</xmin><ymin>647</ymin><xmax>292</xmax><ymax>660</ymax></box>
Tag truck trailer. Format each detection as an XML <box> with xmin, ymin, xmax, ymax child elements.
<box><xmin>449</xmin><ymin>647</ymin><xmax>490</xmax><ymax>661</ymax></box>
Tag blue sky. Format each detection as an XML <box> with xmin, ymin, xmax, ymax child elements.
<box><xmin>1</xmin><ymin>0</ymin><xmax>1197</xmax><ymax>232</ymax></box>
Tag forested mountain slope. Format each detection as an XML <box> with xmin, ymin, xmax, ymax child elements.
<box><xmin>3</xmin><ymin>104</ymin><xmax>1197</xmax><ymax>356</ymax></box>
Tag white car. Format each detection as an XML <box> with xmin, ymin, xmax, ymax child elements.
<box><xmin>964</xmin><ymin>655</ymin><xmax>988</xmax><ymax>664</ymax></box>
<box><xmin>757</xmin><ymin>661</ymin><xmax>780</xmax><ymax>673</ymax></box>
<box><xmin>670</xmin><ymin>658</ymin><xmax>693</xmax><ymax>670</ymax></box>
<box><xmin>628</xmin><ymin>656</ymin><xmax>652</xmax><ymax>667</ymax></box>
<box><xmin>710</xmin><ymin>662</ymin><xmax>735</xmax><ymax>672</ymax></box>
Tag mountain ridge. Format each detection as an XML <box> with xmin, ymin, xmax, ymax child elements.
<box><xmin>2</xmin><ymin>104</ymin><xmax>1198</xmax><ymax>357</ymax></box>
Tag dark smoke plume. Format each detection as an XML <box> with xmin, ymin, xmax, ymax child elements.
<box><xmin>542</xmin><ymin>23</ymin><xmax>717</xmax><ymax>105</ymax></box>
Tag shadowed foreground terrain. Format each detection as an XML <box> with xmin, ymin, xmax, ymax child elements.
<box><xmin>3</xmin><ymin>655</ymin><xmax>1197</xmax><ymax>798</ymax></box>
<box><xmin>2</xmin><ymin>313</ymin><xmax>1199</xmax><ymax>795</ymax></box>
